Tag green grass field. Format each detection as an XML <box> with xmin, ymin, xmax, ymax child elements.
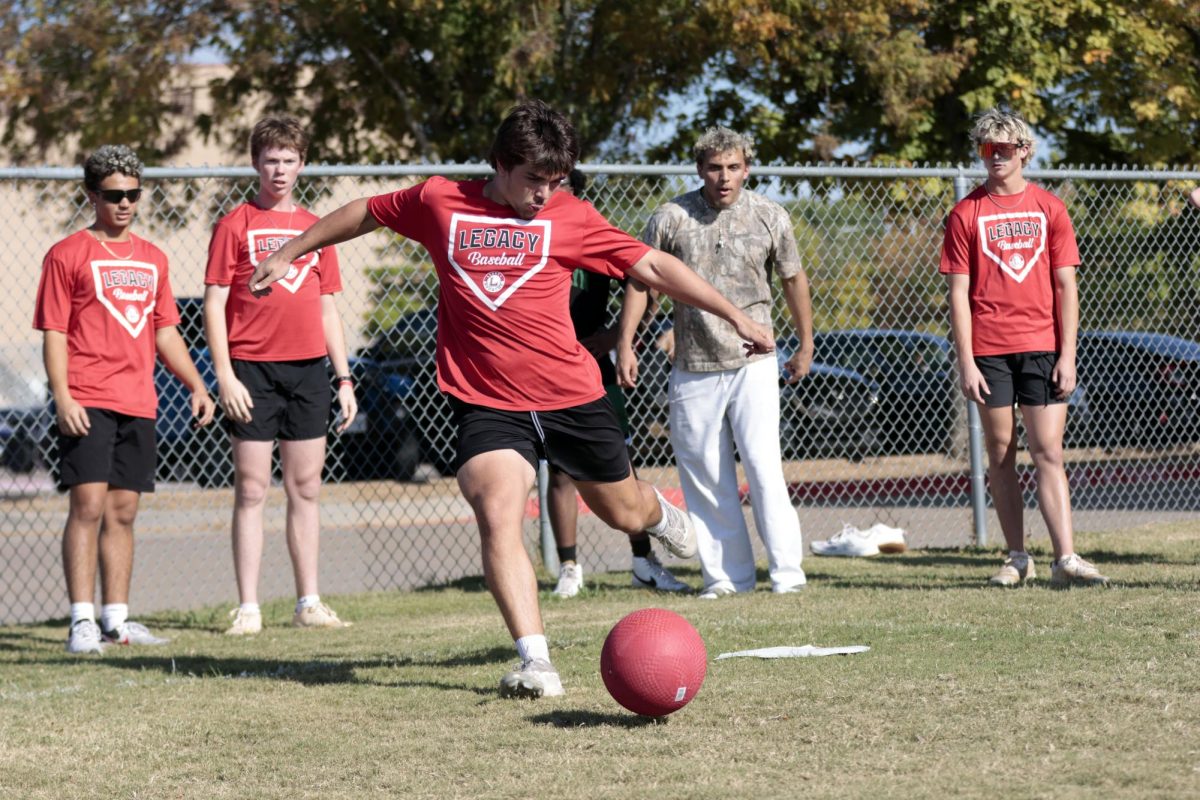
<box><xmin>3</xmin><ymin>522</ymin><xmax>1198</xmax><ymax>799</ymax></box>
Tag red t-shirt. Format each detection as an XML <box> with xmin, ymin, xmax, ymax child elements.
<box><xmin>205</xmin><ymin>203</ymin><xmax>342</xmax><ymax>361</ymax></box>
<box><xmin>366</xmin><ymin>177</ymin><xmax>650</xmax><ymax>410</ymax></box>
<box><xmin>32</xmin><ymin>230</ymin><xmax>181</xmax><ymax>419</ymax></box>
<box><xmin>939</xmin><ymin>184</ymin><xmax>1080</xmax><ymax>356</ymax></box>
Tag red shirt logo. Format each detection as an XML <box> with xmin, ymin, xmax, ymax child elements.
<box><xmin>978</xmin><ymin>212</ymin><xmax>1047</xmax><ymax>283</ymax></box>
<box><xmin>247</xmin><ymin>228</ymin><xmax>319</xmax><ymax>294</ymax></box>
<box><xmin>91</xmin><ymin>260</ymin><xmax>158</xmax><ymax>338</ymax></box>
<box><xmin>447</xmin><ymin>214</ymin><xmax>551</xmax><ymax>310</ymax></box>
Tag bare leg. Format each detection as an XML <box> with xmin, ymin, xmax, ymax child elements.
<box><xmin>1021</xmin><ymin>403</ymin><xmax>1074</xmax><ymax>560</ymax></box>
<box><xmin>98</xmin><ymin>489</ymin><xmax>140</xmax><ymax>605</ymax></box>
<box><xmin>574</xmin><ymin>471</ymin><xmax>662</xmax><ymax>536</ymax></box>
<box><xmin>456</xmin><ymin>451</ymin><xmax>541</xmax><ymax>639</ymax></box>
<box><xmin>62</xmin><ymin>483</ymin><xmax>108</xmax><ymax>604</ymax></box>
<box><xmin>279</xmin><ymin>437</ymin><xmax>326</xmax><ymax>598</ymax></box>
<box><xmin>230</xmin><ymin>438</ymin><xmax>274</xmax><ymax>605</ymax></box>
<box><xmin>547</xmin><ymin>468</ymin><xmax>578</xmax><ymax>551</ymax></box>
<box><xmin>979</xmin><ymin>405</ymin><xmax>1026</xmax><ymax>553</ymax></box>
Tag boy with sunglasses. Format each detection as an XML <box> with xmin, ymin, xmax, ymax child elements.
<box><xmin>34</xmin><ymin>145</ymin><xmax>216</xmax><ymax>654</ymax></box>
<box><xmin>940</xmin><ymin>108</ymin><xmax>1108</xmax><ymax>588</ymax></box>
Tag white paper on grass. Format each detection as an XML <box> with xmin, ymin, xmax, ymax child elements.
<box><xmin>715</xmin><ymin>645</ymin><xmax>870</xmax><ymax>660</ymax></box>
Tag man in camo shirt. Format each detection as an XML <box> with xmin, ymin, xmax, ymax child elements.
<box><xmin>616</xmin><ymin>126</ymin><xmax>814</xmax><ymax>597</ymax></box>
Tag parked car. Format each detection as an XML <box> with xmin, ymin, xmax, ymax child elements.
<box><xmin>154</xmin><ymin>298</ymin><xmax>413</xmax><ymax>486</ymax></box>
<box><xmin>806</xmin><ymin>329</ymin><xmax>957</xmax><ymax>455</ymax></box>
<box><xmin>0</xmin><ymin>359</ymin><xmax>51</xmax><ymax>474</ymax></box>
<box><xmin>355</xmin><ymin>308</ymin><xmax>453</xmax><ymax>476</ymax></box>
<box><xmin>774</xmin><ymin>336</ymin><xmax>882</xmax><ymax>460</ymax></box>
<box><xmin>1075</xmin><ymin>331</ymin><xmax>1200</xmax><ymax>449</ymax></box>
<box><xmin>626</xmin><ymin>323</ymin><xmax>882</xmax><ymax>464</ymax></box>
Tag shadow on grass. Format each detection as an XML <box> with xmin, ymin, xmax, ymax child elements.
<box><xmin>0</xmin><ymin>629</ymin><xmax>42</xmax><ymax>651</ymax></box>
<box><xmin>528</xmin><ymin>709</ymin><xmax>662</xmax><ymax>728</ymax></box>
<box><xmin>23</xmin><ymin>643</ymin><xmax>517</xmax><ymax>695</ymax></box>
<box><xmin>416</xmin><ymin>575</ymin><xmax>489</xmax><ymax>593</ymax></box>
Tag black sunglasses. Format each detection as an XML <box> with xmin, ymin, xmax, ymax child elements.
<box><xmin>97</xmin><ymin>188</ymin><xmax>143</xmax><ymax>203</ymax></box>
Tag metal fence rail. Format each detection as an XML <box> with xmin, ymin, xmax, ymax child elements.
<box><xmin>3</xmin><ymin>164</ymin><xmax>1198</xmax><ymax>623</ymax></box>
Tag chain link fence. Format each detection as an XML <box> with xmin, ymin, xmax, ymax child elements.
<box><xmin>3</xmin><ymin>163</ymin><xmax>1199</xmax><ymax>623</ymax></box>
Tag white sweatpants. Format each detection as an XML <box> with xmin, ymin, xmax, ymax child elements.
<box><xmin>668</xmin><ymin>357</ymin><xmax>805</xmax><ymax>592</ymax></box>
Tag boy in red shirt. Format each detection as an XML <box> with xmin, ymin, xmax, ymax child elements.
<box><xmin>249</xmin><ymin>100</ymin><xmax>775</xmax><ymax>699</ymax></box>
<box><xmin>940</xmin><ymin>109</ymin><xmax>1108</xmax><ymax>588</ymax></box>
<box><xmin>204</xmin><ymin>117</ymin><xmax>357</xmax><ymax>635</ymax></box>
<box><xmin>34</xmin><ymin>145</ymin><xmax>215</xmax><ymax>654</ymax></box>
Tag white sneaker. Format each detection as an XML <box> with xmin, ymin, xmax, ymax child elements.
<box><xmin>553</xmin><ymin>562</ymin><xmax>584</xmax><ymax>598</ymax></box>
<box><xmin>293</xmin><ymin>602</ymin><xmax>352</xmax><ymax>629</ymax></box>
<box><xmin>645</xmin><ymin>488</ymin><xmax>697</xmax><ymax>559</ymax></box>
<box><xmin>225</xmin><ymin>607</ymin><xmax>263</xmax><ymax>636</ymax></box>
<box><xmin>863</xmin><ymin>523</ymin><xmax>908</xmax><ymax>553</ymax></box>
<box><xmin>631</xmin><ymin>552</ymin><xmax>691</xmax><ymax>593</ymax></box>
<box><xmin>102</xmin><ymin>621</ymin><xmax>170</xmax><ymax>646</ymax></box>
<box><xmin>498</xmin><ymin>657</ymin><xmax>564</xmax><ymax>699</ymax></box>
<box><xmin>810</xmin><ymin>524</ymin><xmax>880</xmax><ymax>557</ymax></box>
<box><xmin>697</xmin><ymin>586</ymin><xmax>737</xmax><ymax>600</ymax></box>
<box><xmin>65</xmin><ymin>619</ymin><xmax>108</xmax><ymax>654</ymax></box>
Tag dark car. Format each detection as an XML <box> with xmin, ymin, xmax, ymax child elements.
<box><xmin>355</xmin><ymin>308</ymin><xmax>454</xmax><ymax>476</ymax></box>
<box><xmin>154</xmin><ymin>297</ymin><xmax>220</xmax><ymax>482</ymax></box>
<box><xmin>155</xmin><ymin>298</ymin><xmax>409</xmax><ymax>486</ymax></box>
<box><xmin>624</xmin><ymin>324</ymin><xmax>881</xmax><ymax>464</ymax></box>
<box><xmin>1075</xmin><ymin>331</ymin><xmax>1200</xmax><ymax>449</ymax></box>
<box><xmin>807</xmin><ymin>329</ymin><xmax>957</xmax><ymax>455</ymax></box>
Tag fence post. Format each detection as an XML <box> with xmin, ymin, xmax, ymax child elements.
<box><xmin>538</xmin><ymin>460</ymin><xmax>560</xmax><ymax>574</ymax></box>
<box><xmin>953</xmin><ymin>173</ymin><xmax>989</xmax><ymax>547</ymax></box>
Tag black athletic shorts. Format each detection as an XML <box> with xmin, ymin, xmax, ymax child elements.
<box><xmin>974</xmin><ymin>351</ymin><xmax>1066</xmax><ymax>408</ymax></box>
<box><xmin>227</xmin><ymin>358</ymin><xmax>331</xmax><ymax>441</ymax></box>
<box><xmin>450</xmin><ymin>394</ymin><xmax>632</xmax><ymax>482</ymax></box>
<box><xmin>58</xmin><ymin>408</ymin><xmax>156</xmax><ymax>492</ymax></box>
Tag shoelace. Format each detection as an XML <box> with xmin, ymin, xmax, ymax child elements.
<box><xmin>829</xmin><ymin>523</ymin><xmax>862</xmax><ymax>543</ymax></box>
<box><xmin>73</xmin><ymin>620</ymin><xmax>102</xmax><ymax>641</ymax></box>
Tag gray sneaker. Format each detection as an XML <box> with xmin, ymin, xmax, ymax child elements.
<box><xmin>645</xmin><ymin>489</ymin><xmax>697</xmax><ymax>559</ymax></box>
<box><xmin>65</xmin><ymin>619</ymin><xmax>108</xmax><ymax>655</ymax></box>
<box><xmin>102</xmin><ymin>620</ymin><xmax>170</xmax><ymax>646</ymax></box>
<box><xmin>631</xmin><ymin>553</ymin><xmax>690</xmax><ymax>593</ymax></box>
<box><xmin>498</xmin><ymin>657</ymin><xmax>564</xmax><ymax>699</ymax></box>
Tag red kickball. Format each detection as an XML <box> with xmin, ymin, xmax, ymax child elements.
<box><xmin>600</xmin><ymin>608</ymin><xmax>707</xmax><ymax>717</ymax></box>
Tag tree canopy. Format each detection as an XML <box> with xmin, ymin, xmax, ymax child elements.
<box><xmin>2</xmin><ymin>0</ymin><xmax>1199</xmax><ymax>165</ymax></box>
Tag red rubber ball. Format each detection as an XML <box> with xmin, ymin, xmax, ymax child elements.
<box><xmin>600</xmin><ymin>608</ymin><xmax>707</xmax><ymax>717</ymax></box>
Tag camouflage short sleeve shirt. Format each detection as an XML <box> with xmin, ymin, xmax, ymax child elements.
<box><xmin>641</xmin><ymin>188</ymin><xmax>802</xmax><ymax>372</ymax></box>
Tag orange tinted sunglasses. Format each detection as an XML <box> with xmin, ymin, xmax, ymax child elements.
<box><xmin>977</xmin><ymin>142</ymin><xmax>1023</xmax><ymax>161</ymax></box>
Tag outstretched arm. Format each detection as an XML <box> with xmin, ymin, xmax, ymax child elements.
<box><xmin>250</xmin><ymin>199</ymin><xmax>381</xmax><ymax>293</ymax></box>
<box><xmin>626</xmin><ymin>249</ymin><xmax>774</xmax><ymax>355</ymax></box>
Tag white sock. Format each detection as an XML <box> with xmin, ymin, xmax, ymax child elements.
<box><xmin>1008</xmin><ymin>550</ymin><xmax>1030</xmax><ymax>563</ymax></box>
<box><xmin>70</xmin><ymin>602</ymin><xmax>95</xmax><ymax>627</ymax></box>
<box><xmin>515</xmin><ymin>634</ymin><xmax>549</xmax><ymax>663</ymax></box>
<box><xmin>645</xmin><ymin>490</ymin><xmax>669</xmax><ymax>535</ymax></box>
<box><xmin>100</xmin><ymin>603</ymin><xmax>128</xmax><ymax>632</ymax></box>
<box><xmin>240</xmin><ymin>602</ymin><xmax>261</xmax><ymax>616</ymax></box>
<box><xmin>296</xmin><ymin>595</ymin><xmax>320</xmax><ymax>613</ymax></box>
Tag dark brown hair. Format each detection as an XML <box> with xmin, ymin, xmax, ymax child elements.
<box><xmin>487</xmin><ymin>100</ymin><xmax>579</xmax><ymax>176</ymax></box>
